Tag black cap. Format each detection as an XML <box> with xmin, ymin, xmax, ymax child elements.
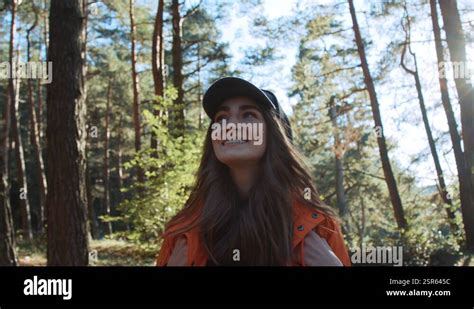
<box><xmin>202</xmin><ymin>77</ymin><xmax>292</xmax><ymax>140</ymax></box>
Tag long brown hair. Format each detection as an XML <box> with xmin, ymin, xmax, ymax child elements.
<box><xmin>162</xmin><ymin>105</ymin><xmax>337</xmax><ymax>266</ymax></box>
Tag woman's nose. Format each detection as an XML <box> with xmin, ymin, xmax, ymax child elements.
<box><xmin>226</xmin><ymin>114</ymin><xmax>240</xmax><ymax>125</ymax></box>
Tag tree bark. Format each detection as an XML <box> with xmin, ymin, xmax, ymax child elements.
<box><xmin>37</xmin><ymin>80</ymin><xmax>44</xmax><ymax>143</ymax></box>
<box><xmin>438</xmin><ymin>0</ymin><xmax>474</xmax><ymax>196</ymax></box>
<box><xmin>103</xmin><ymin>78</ymin><xmax>112</xmax><ymax>236</ymax></box>
<box><xmin>85</xmin><ymin>163</ymin><xmax>98</xmax><ymax>239</ymax></box>
<box><xmin>81</xmin><ymin>0</ymin><xmax>98</xmax><ymax>241</ymax></box>
<box><xmin>129</xmin><ymin>0</ymin><xmax>144</xmax><ymax>183</ymax></box>
<box><xmin>117</xmin><ymin>115</ymin><xmax>124</xmax><ymax>200</ymax></box>
<box><xmin>430</xmin><ymin>0</ymin><xmax>474</xmax><ymax>250</ymax></box>
<box><xmin>11</xmin><ymin>47</ymin><xmax>33</xmax><ymax>240</ymax></box>
<box><xmin>46</xmin><ymin>0</ymin><xmax>90</xmax><ymax>266</ymax></box>
<box><xmin>171</xmin><ymin>0</ymin><xmax>185</xmax><ymax>137</ymax></box>
<box><xmin>27</xmin><ymin>13</ymin><xmax>47</xmax><ymax>234</ymax></box>
<box><xmin>348</xmin><ymin>0</ymin><xmax>407</xmax><ymax>229</ymax></box>
<box><xmin>151</xmin><ymin>0</ymin><xmax>165</xmax><ymax>154</ymax></box>
<box><xmin>197</xmin><ymin>42</ymin><xmax>204</xmax><ymax>129</ymax></box>
<box><xmin>38</xmin><ymin>0</ymin><xmax>49</xmax><ymax>141</ymax></box>
<box><xmin>116</xmin><ymin>116</ymin><xmax>129</xmax><ymax>231</ymax></box>
<box><xmin>0</xmin><ymin>0</ymin><xmax>19</xmax><ymax>266</ymax></box>
<box><xmin>81</xmin><ymin>0</ymin><xmax>89</xmax><ymax>100</ymax></box>
<box><xmin>129</xmin><ymin>0</ymin><xmax>141</xmax><ymax>153</ymax></box>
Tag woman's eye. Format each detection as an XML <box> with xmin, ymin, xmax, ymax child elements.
<box><xmin>215</xmin><ymin>115</ymin><xmax>228</xmax><ymax>123</ymax></box>
<box><xmin>243</xmin><ymin>112</ymin><xmax>257</xmax><ymax>119</ymax></box>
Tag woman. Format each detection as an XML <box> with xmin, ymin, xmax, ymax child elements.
<box><xmin>156</xmin><ymin>77</ymin><xmax>351</xmax><ymax>266</ymax></box>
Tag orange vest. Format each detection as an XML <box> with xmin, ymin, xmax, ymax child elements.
<box><xmin>156</xmin><ymin>200</ymin><xmax>351</xmax><ymax>266</ymax></box>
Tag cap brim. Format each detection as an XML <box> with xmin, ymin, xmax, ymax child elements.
<box><xmin>203</xmin><ymin>77</ymin><xmax>276</xmax><ymax>119</ymax></box>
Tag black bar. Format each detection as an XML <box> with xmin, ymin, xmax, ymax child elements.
<box><xmin>0</xmin><ymin>267</ymin><xmax>472</xmax><ymax>306</ymax></box>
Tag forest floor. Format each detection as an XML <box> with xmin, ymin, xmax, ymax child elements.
<box><xmin>16</xmin><ymin>238</ymin><xmax>158</xmax><ymax>266</ymax></box>
<box><xmin>14</xmin><ymin>238</ymin><xmax>474</xmax><ymax>266</ymax></box>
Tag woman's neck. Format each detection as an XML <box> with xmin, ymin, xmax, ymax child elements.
<box><xmin>228</xmin><ymin>162</ymin><xmax>260</xmax><ymax>199</ymax></box>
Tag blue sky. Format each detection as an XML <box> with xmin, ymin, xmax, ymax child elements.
<box><xmin>216</xmin><ymin>0</ymin><xmax>473</xmax><ymax>188</ymax></box>
<box><xmin>220</xmin><ymin>0</ymin><xmax>299</xmax><ymax>115</ymax></box>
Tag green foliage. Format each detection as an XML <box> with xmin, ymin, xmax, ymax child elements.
<box><xmin>116</xmin><ymin>86</ymin><xmax>204</xmax><ymax>244</ymax></box>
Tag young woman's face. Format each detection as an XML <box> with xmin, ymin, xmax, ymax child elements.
<box><xmin>211</xmin><ymin>97</ymin><xmax>267</xmax><ymax>166</ymax></box>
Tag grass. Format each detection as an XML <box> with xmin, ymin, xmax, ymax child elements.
<box><xmin>16</xmin><ymin>237</ymin><xmax>158</xmax><ymax>266</ymax></box>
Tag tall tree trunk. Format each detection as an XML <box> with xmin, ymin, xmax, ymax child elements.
<box><xmin>42</xmin><ymin>0</ymin><xmax>49</xmax><ymax>57</ymax></box>
<box><xmin>438</xmin><ymin>0</ymin><xmax>474</xmax><ymax>194</ymax></box>
<box><xmin>400</xmin><ymin>17</ymin><xmax>457</xmax><ymax>231</ymax></box>
<box><xmin>37</xmin><ymin>80</ymin><xmax>44</xmax><ymax>143</ymax></box>
<box><xmin>117</xmin><ymin>115</ymin><xmax>124</xmax><ymax>200</ymax></box>
<box><xmin>151</xmin><ymin>0</ymin><xmax>165</xmax><ymax>154</ymax></box>
<box><xmin>0</xmin><ymin>0</ymin><xmax>19</xmax><ymax>266</ymax></box>
<box><xmin>38</xmin><ymin>0</ymin><xmax>49</xmax><ymax>141</ymax></box>
<box><xmin>197</xmin><ymin>42</ymin><xmax>204</xmax><ymax>129</ymax></box>
<box><xmin>46</xmin><ymin>0</ymin><xmax>89</xmax><ymax>266</ymax></box>
<box><xmin>81</xmin><ymin>0</ymin><xmax>88</xmax><ymax>100</ymax></box>
<box><xmin>27</xmin><ymin>14</ymin><xmax>47</xmax><ymax>234</ymax></box>
<box><xmin>116</xmin><ymin>116</ymin><xmax>129</xmax><ymax>231</ymax></box>
<box><xmin>328</xmin><ymin>96</ymin><xmax>348</xmax><ymax>217</ymax></box>
<box><xmin>171</xmin><ymin>0</ymin><xmax>185</xmax><ymax>137</ymax></box>
<box><xmin>85</xmin><ymin>93</ymin><xmax>97</xmax><ymax>240</ymax></box>
<box><xmin>430</xmin><ymin>0</ymin><xmax>474</xmax><ymax>250</ymax></box>
<box><xmin>103</xmin><ymin>78</ymin><xmax>112</xmax><ymax>236</ymax></box>
<box><xmin>11</xmin><ymin>47</ymin><xmax>33</xmax><ymax>240</ymax></box>
<box><xmin>348</xmin><ymin>0</ymin><xmax>407</xmax><ymax>229</ymax></box>
<box><xmin>85</xmin><ymin>163</ymin><xmax>98</xmax><ymax>239</ymax></box>
<box><xmin>129</xmin><ymin>0</ymin><xmax>144</xmax><ymax>183</ymax></box>
<box><xmin>82</xmin><ymin>0</ymin><xmax>96</xmax><ymax>241</ymax></box>
<box><xmin>359</xmin><ymin>196</ymin><xmax>366</xmax><ymax>250</ymax></box>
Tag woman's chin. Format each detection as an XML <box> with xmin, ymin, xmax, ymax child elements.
<box><xmin>217</xmin><ymin>154</ymin><xmax>260</xmax><ymax>167</ymax></box>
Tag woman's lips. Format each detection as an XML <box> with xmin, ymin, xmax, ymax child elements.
<box><xmin>221</xmin><ymin>140</ymin><xmax>250</xmax><ymax>146</ymax></box>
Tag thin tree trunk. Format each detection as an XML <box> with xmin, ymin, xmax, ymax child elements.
<box><xmin>151</xmin><ymin>0</ymin><xmax>165</xmax><ymax>154</ymax></box>
<box><xmin>34</xmin><ymin>83</ymin><xmax>47</xmax><ymax>234</ymax></box>
<box><xmin>82</xmin><ymin>0</ymin><xmax>96</xmax><ymax>241</ymax></box>
<box><xmin>0</xmin><ymin>0</ymin><xmax>19</xmax><ymax>266</ymax></box>
<box><xmin>116</xmin><ymin>116</ymin><xmax>129</xmax><ymax>231</ymax></box>
<box><xmin>430</xmin><ymin>0</ymin><xmax>474</xmax><ymax>250</ymax></box>
<box><xmin>11</xmin><ymin>47</ymin><xmax>33</xmax><ymax>240</ymax></box>
<box><xmin>103</xmin><ymin>78</ymin><xmax>112</xmax><ymax>236</ymax></box>
<box><xmin>117</xmin><ymin>115</ymin><xmax>124</xmax><ymax>200</ymax></box>
<box><xmin>400</xmin><ymin>16</ymin><xmax>457</xmax><ymax>231</ymax></box>
<box><xmin>359</xmin><ymin>196</ymin><xmax>366</xmax><ymax>250</ymax></box>
<box><xmin>197</xmin><ymin>42</ymin><xmax>203</xmax><ymax>129</ymax></box>
<box><xmin>129</xmin><ymin>0</ymin><xmax>144</xmax><ymax>183</ymax></box>
<box><xmin>171</xmin><ymin>0</ymin><xmax>185</xmax><ymax>137</ymax></box>
<box><xmin>27</xmin><ymin>14</ymin><xmax>47</xmax><ymax>234</ymax></box>
<box><xmin>42</xmin><ymin>0</ymin><xmax>49</xmax><ymax>56</ymax></box>
<box><xmin>328</xmin><ymin>96</ymin><xmax>348</xmax><ymax>217</ymax></box>
<box><xmin>438</xmin><ymin>0</ymin><xmax>474</xmax><ymax>195</ymax></box>
<box><xmin>81</xmin><ymin>0</ymin><xmax>88</xmax><ymax>100</ymax></box>
<box><xmin>38</xmin><ymin>0</ymin><xmax>49</xmax><ymax>141</ymax></box>
<box><xmin>37</xmin><ymin>80</ymin><xmax>44</xmax><ymax>143</ymax></box>
<box><xmin>85</xmin><ymin>164</ymin><xmax>98</xmax><ymax>239</ymax></box>
<box><xmin>348</xmin><ymin>0</ymin><xmax>407</xmax><ymax>229</ymax></box>
<box><xmin>46</xmin><ymin>0</ymin><xmax>89</xmax><ymax>266</ymax></box>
